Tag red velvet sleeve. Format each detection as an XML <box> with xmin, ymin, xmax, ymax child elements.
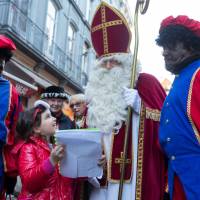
<box><xmin>3</xmin><ymin>85</ymin><xmax>21</xmax><ymax>173</ymax></box>
<box><xmin>18</xmin><ymin>143</ymin><xmax>54</xmax><ymax>193</ymax></box>
<box><xmin>5</xmin><ymin>84</ymin><xmax>21</xmax><ymax>145</ymax></box>
<box><xmin>188</xmin><ymin>69</ymin><xmax>200</xmax><ymax>139</ymax></box>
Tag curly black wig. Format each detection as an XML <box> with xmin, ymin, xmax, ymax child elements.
<box><xmin>156</xmin><ymin>25</ymin><xmax>200</xmax><ymax>52</ymax></box>
<box><xmin>0</xmin><ymin>48</ymin><xmax>13</xmax><ymax>62</ymax></box>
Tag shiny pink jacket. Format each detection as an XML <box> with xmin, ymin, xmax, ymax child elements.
<box><xmin>16</xmin><ymin>136</ymin><xmax>74</xmax><ymax>200</ymax></box>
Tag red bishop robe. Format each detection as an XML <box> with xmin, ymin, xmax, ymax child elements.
<box><xmin>136</xmin><ymin>73</ymin><xmax>167</xmax><ymax>200</ymax></box>
<box><xmin>107</xmin><ymin>73</ymin><xmax>167</xmax><ymax>200</ymax></box>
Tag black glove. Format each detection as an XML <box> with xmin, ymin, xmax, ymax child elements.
<box><xmin>163</xmin><ymin>192</ymin><xmax>170</xmax><ymax>200</ymax></box>
<box><xmin>4</xmin><ymin>175</ymin><xmax>17</xmax><ymax>195</ymax></box>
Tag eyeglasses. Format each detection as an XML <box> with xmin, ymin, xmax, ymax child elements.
<box><xmin>70</xmin><ymin>102</ymin><xmax>82</xmax><ymax>108</ymax></box>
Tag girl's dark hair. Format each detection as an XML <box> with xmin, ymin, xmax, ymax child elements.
<box><xmin>0</xmin><ymin>48</ymin><xmax>13</xmax><ymax>62</ymax></box>
<box><xmin>16</xmin><ymin>105</ymin><xmax>47</xmax><ymax>140</ymax></box>
<box><xmin>156</xmin><ymin>25</ymin><xmax>200</xmax><ymax>51</ymax></box>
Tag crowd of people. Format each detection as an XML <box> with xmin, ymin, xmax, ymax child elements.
<box><xmin>0</xmin><ymin>1</ymin><xmax>200</xmax><ymax>200</ymax></box>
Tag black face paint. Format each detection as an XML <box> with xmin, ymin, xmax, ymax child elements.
<box><xmin>0</xmin><ymin>59</ymin><xmax>5</xmax><ymax>71</ymax></box>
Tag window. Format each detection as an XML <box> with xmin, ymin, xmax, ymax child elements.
<box><xmin>86</xmin><ymin>0</ymin><xmax>91</xmax><ymax>21</ymax></box>
<box><xmin>81</xmin><ymin>42</ymin><xmax>90</xmax><ymax>86</ymax></box>
<box><xmin>67</xmin><ymin>23</ymin><xmax>76</xmax><ymax>56</ymax></box>
<box><xmin>74</xmin><ymin>0</ymin><xmax>79</xmax><ymax>4</ymax></box>
<box><xmin>12</xmin><ymin>0</ymin><xmax>31</xmax><ymax>34</ymax></box>
<box><xmin>67</xmin><ymin>23</ymin><xmax>77</xmax><ymax>72</ymax></box>
<box><xmin>46</xmin><ymin>0</ymin><xmax>57</xmax><ymax>54</ymax></box>
<box><xmin>81</xmin><ymin>42</ymin><xmax>90</xmax><ymax>74</ymax></box>
<box><xmin>13</xmin><ymin>0</ymin><xmax>30</xmax><ymax>14</ymax></box>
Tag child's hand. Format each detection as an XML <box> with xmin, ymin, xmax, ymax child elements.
<box><xmin>50</xmin><ymin>144</ymin><xmax>65</xmax><ymax>166</ymax></box>
<box><xmin>97</xmin><ymin>154</ymin><xmax>106</xmax><ymax>168</ymax></box>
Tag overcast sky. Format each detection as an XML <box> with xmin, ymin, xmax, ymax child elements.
<box><xmin>127</xmin><ymin>0</ymin><xmax>200</xmax><ymax>82</ymax></box>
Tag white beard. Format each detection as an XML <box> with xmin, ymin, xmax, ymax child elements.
<box><xmin>85</xmin><ymin>53</ymin><xmax>133</xmax><ymax>134</ymax></box>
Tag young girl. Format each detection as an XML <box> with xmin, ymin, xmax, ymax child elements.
<box><xmin>14</xmin><ymin>100</ymin><xmax>74</xmax><ymax>200</ymax></box>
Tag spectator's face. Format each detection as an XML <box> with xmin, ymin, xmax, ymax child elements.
<box><xmin>70</xmin><ymin>99</ymin><xmax>86</xmax><ymax>117</ymax></box>
<box><xmin>36</xmin><ymin>109</ymin><xmax>57</xmax><ymax>136</ymax></box>
<box><xmin>162</xmin><ymin>42</ymin><xmax>193</xmax><ymax>74</ymax></box>
<box><xmin>0</xmin><ymin>57</ymin><xmax>6</xmax><ymax>74</ymax></box>
<box><xmin>46</xmin><ymin>98</ymin><xmax>63</xmax><ymax>116</ymax></box>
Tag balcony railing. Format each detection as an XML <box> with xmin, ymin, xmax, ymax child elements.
<box><xmin>0</xmin><ymin>1</ymin><xmax>86</xmax><ymax>87</ymax></box>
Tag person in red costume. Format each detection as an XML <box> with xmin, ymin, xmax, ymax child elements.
<box><xmin>85</xmin><ymin>2</ymin><xmax>167</xmax><ymax>200</ymax></box>
<box><xmin>0</xmin><ymin>35</ymin><xmax>21</xmax><ymax>197</ymax></box>
<box><xmin>13</xmin><ymin>100</ymin><xmax>74</xmax><ymax>200</ymax></box>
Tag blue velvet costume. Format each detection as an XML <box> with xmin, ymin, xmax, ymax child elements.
<box><xmin>0</xmin><ymin>76</ymin><xmax>10</xmax><ymax>190</ymax></box>
<box><xmin>159</xmin><ymin>59</ymin><xmax>200</xmax><ymax>200</ymax></box>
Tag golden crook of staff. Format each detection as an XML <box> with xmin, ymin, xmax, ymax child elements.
<box><xmin>118</xmin><ymin>0</ymin><xmax>150</xmax><ymax>200</ymax></box>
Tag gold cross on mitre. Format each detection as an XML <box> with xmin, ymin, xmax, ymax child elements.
<box><xmin>115</xmin><ymin>152</ymin><xmax>131</xmax><ymax>172</ymax></box>
<box><xmin>91</xmin><ymin>3</ymin><xmax>123</xmax><ymax>54</ymax></box>
<box><xmin>90</xmin><ymin>1</ymin><xmax>131</xmax><ymax>58</ymax></box>
<box><xmin>91</xmin><ymin>1</ymin><xmax>132</xmax><ymax>57</ymax></box>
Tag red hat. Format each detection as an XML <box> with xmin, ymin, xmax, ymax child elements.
<box><xmin>91</xmin><ymin>1</ymin><xmax>131</xmax><ymax>58</ymax></box>
<box><xmin>0</xmin><ymin>35</ymin><xmax>16</xmax><ymax>50</ymax></box>
<box><xmin>160</xmin><ymin>15</ymin><xmax>200</xmax><ymax>37</ymax></box>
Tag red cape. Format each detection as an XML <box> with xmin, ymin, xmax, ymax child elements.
<box><xmin>135</xmin><ymin>73</ymin><xmax>167</xmax><ymax>200</ymax></box>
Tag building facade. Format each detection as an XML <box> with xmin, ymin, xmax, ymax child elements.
<box><xmin>0</xmin><ymin>0</ymin><xmax>132</xmax><ymax>107</ymax></box>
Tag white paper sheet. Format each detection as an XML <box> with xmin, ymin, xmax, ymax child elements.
<box><xmin>55</xmin><ymin>129</ymin><xmax>103</xmax><ymax>178</ymax></box>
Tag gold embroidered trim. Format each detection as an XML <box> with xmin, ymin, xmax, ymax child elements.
<box><xmin>187</xmin><ymin>67</ymin><xmax>200</xmax><ymax>144</ymax></box>
<box><xmin>108</xmin><ymin>132</ymin><xmax>114</xmax><ymax>182</ymax></box>
<box><xmin>108</xmin><ymin>131</ymin><xmax>132</xmax><ymax>183</ymax></box>
<box><xmin>91</xmin><ymin>20</ymin><xmax>123</xmax><ymax>32</ymax></box>
<box><xmin>2</xmin><ymin>147</ymin><xmax>7</xmax><ymax>172</ymax></box>
<box><xmin>145</xmin><ymin>107</ymin><xmax>161</xmax><ymax>122</ymax></box>
<box><xmin>98</xmin><ymin>52</ymin><xmax>130</xmax><ymax>59</ymax></box>
<box><xmin>115</xmin><ymin>152</ymin><xmax>131</xmax><ymax>172</ymax></box>
<box><xmin>90</xmin><ymin>1</ymin><xmax>132</xmax><ymax>56</ymax></box>
<box><xmin>101</xmin><ymin>6</ymin><xmax>109</xmax><ymax>54</ymax></box>
<box><xmin>135</xmin><ymin>103</ymin><xmax>145</xmax><ymax>200</ymax></box>
<box><xmin>165</xmin><ymin>183</ymin><xmax>169</xmax><ymax>193</ymax></box>
<box><xmin>102</xmin><ymin>28</ymin><xmax>108</xmax><ymax>54</ymax></box>
<box><xmin>100</xmin><ymin>139</ymin><xmax>108</xmax><ymax>188</ymax></box>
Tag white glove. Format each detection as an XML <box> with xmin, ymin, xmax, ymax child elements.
<box><xmin>123</xmin><ymin>87</ymin><xmax>141</xmax><ymax>113</ymax></box>
<box><xmin>88</xmin><ymin>177</ymin><xmax>100</xmax><ymax>188</ymax></box>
